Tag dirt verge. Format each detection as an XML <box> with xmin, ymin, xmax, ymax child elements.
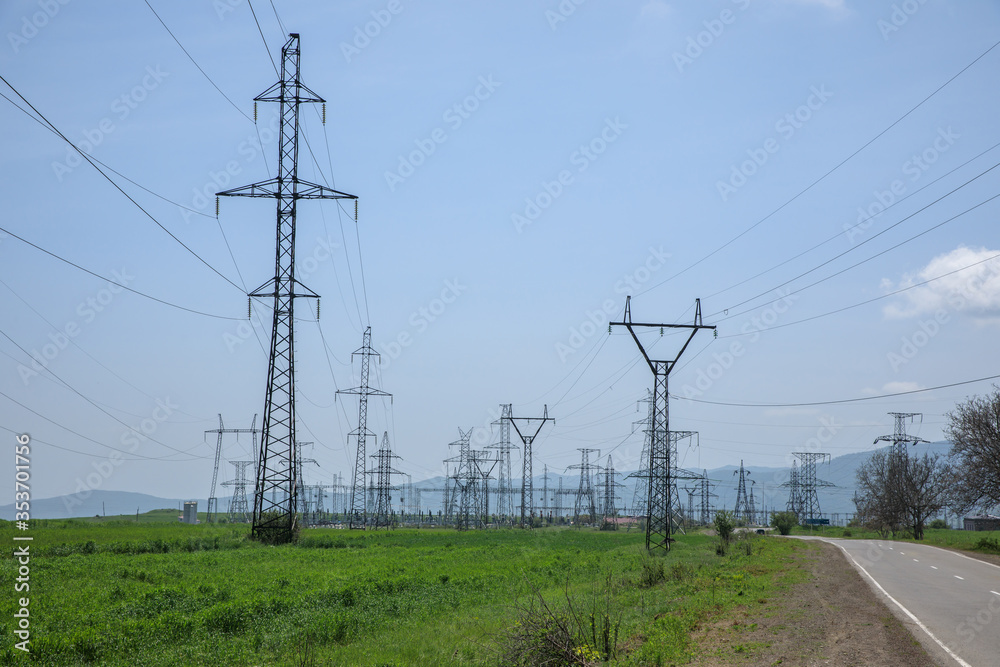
<box><xmin>689</xmin><ymin>540</ymin><xmax>938</xmax><ymax>666</ymax></box>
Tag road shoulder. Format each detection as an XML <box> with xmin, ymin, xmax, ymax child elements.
<box><xmin>689</xmin><ymin>539</ymin><xmax>937</xmax><ymax>666</ymax></box>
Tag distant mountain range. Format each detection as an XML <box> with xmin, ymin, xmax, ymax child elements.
<box><xmin>4</xmin><ymin>441</ymin><xmax>957</xmax><ymax>522</ymax></box>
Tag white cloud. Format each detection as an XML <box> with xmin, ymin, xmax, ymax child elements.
<box><xmin>883</xmin><ymin>246</ymin><xmax>1000</xmax><ymax>320</ymax></box>
<box><xmin>881</xmin><ymin>381</ymin><xmax>923</xmax><ymax>394</ymax></box>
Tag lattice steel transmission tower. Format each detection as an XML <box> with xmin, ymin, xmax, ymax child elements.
<box><xmin>747</xmin><ymin>480</ymin><xmax>759</xmax><ymax>526</ymax></box>
<box><xmin>601</xmin><ymin>455</ymin><xmax>623</xmax><ymax>524</ymax></box>
<box><xmin>338</xmin><ymin>327</ymin><xmax>391</xmax><ymax>529</ymax></box>
<box><xmin>488</xmin><ymin>404</ymin><xmax>517</xmax><ymax>525</ymax></box>
<box><xmin>222</xmin><ymin>460</ymin><xmax>254</xmax><ymax>523</ymax></box>
<box><xmin>569</xmin><ymin>448</ymin><xmax>600</xmax><ymax>525</ymax></box>
<box><xmin>510</xmin><ymin>406</ymin><xmax>553</xmax><ymax>527</ymax></box>
<box><xmin>217</xmin><ymin>34</ymin><xmax>357</xmax><ymax>544</ymax></box>
<box><xmin>370</xmin><ymin>431</ymin><xmax>403</xmax><ymax>529</ymax></box>
<box><xmin>784</xmin><ymin>460</ymin><xmax>805</xmax><ymax>518</ymax></box>
<box><xmin>698</xmin><ymin>470</ymin><xmax>716</xmax><ymax>525</ymax></box>
<box><xmin>875</xmin><ymin>412</ymin><xmax>928</xmax><ymax>459</ymax></box>
<box><xmin>446</xmin><ymin>429</ymin><xmax>496</xmax><ymax>530</ymax></box>
<box><xmin>793</xmin><ymin>452</ymin><xmax>833</xmax><ymax>523</ymax></box>
<box><xmin>683</xmin><ymin>486</ymin><xmax>698</xmax><ymax>528</ymax></box>
<box><xmin>205</xmin><ymin>415</ymin><xmax>258</xmax><ymax>523</ymax></box>
<box><xmin>610</xmin><ymin>296</ymin><xmax>715</xmax><ymax>551</ymax></box>
<box><xmin>733</xmin><ymin>461</ymin><xmax>753</xmax><ymax>524</ymax></box>
<box><xmin>627</xmin><ymin>391</ymin><xmax>653</xmax><ymax>521</ymax></box>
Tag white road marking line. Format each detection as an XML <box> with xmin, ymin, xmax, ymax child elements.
<box><xmin>992</xmin><ymin>591</ymin><xmax>1000</xmax><ymax>597</ymax></box>
<box><xmin>940</xmin><ymin>548</ymin><xmax>1000</xmax><ymax>571</ymax></box>
<box><xmin>913</xmin><ymin>559</ymin><xmax>919</xmax><ymax>562</ymax></box>
<box><xmin>824</xmin><ymin>540</ymin><xmax>973</xmax><ymax>667</ymax></box>
<box><xmin>955</xmin><ymin>576</ymin><xmax>964</xmax><ymax>580</ymax></box>
<box><xmin>931</xmin><ymin>566</ymin><xmax>938</xmax><ymax>570</ymax></box>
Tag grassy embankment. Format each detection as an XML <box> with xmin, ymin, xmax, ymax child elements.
<box><xmin>1</xmin><ymin>515</ymin><xmax>808</xmax><ymax>666</ymax></box>
<box><xmin>788</xmin><ymin>524</ymin><xmax>1000</xmax><ymax>554</ymax></box>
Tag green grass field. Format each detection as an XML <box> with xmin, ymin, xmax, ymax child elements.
<box><xmin>788</xmin><ymin>524</ymin><xmax>1000</xmax><ymax>554</ymax></box>
<box><xmin>1</xmin><ymin>516</ymin><xmax>808</xmax><ymax>666</ymax></box>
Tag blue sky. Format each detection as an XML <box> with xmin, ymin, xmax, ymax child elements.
<box><xmin>1</xmin><ymin>0</ymin><xmax>998</xmax><ymax>505</ymax></box>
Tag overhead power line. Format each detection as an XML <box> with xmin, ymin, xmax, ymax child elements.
<box><xmin>0</xmin><ymin>73</ymin><xmax>245</xmax><ymax>293</ymax></box>
<box><xmin>636</xmin><ymin>38</ymin><xmax>1000</xmax><ymax>298</ymax></box>
<box><xmin>672</xmin><ymin>373</ymin><xmax>1000</xmax><ymax>408</ymax></box>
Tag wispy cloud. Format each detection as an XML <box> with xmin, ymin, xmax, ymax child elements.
<box><xmin>882</xmin><ymin>246</ymin><xmax>1000</xmax><ymax>320</ymax></box>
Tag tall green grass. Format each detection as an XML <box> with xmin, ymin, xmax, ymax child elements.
<box><xmin>0</xmin><ymin>521</ymin><xmax>805</xmax><ymax>666</ymax></box>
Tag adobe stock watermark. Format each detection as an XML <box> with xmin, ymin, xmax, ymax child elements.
<box><xmin>877</xmin><ymin>0</ymin><xmax>928</xmax><ymax>41</ymax></box>
<box><xmin>7</xmin><ymin>0</ymin><xmax>71</xmax><ymax>55</ymax></box>
<box><xmin>17</xmin><ymin>268</ymin><xmax>134</xmax><ymax>385</ymax></box>
<box><xmin>555</xmin><ymin>246</ymin><xmax>670</xmax><ymax>363</ymax></box>
<box><xmin>223</xmin><ymin>236</ymin><xmax>340</xmax><ymax>353</ymax></box>
<box><xmin>384</xmin><ymin>75</ymin><xmax>501</xmax><ymax>192</ymax></box>
<box><xmin>180</xmin><ymin>112</ymin><xmax>280</xmax><ymax>224</ymax></box>
<box><xmin>886</xmin><ymin>254</ymin><xmax>1000</xmax><ymax>373</ymax></box>
<box><xmin>340</xmin><ymin>0</ymin><xmax>403</xmax><ymax>62</ymax></box>
<box><xmin>673</xmin><ymin>0</ymin><xmax>751</xmax><ymax>74</ymax></box>
<box><xmin>378</xmin><ymin>278</ymin><xmax>467</xmax><ymax>369</ymax></box>
<box><xmin>680</xmin><ymin>288</ymin><xmax>798</xmax><ymax>399</ymax></box>
<box><xmin>716</xmin><ymin>85</ymin><xmax>833</xmax><ymax>202</ymax></box>
<box><xmin>51</xmin><ymin>66</ymin><xmax>169</xmax><ymax>182</ymax></box>
<box><xmin>844</xmin><ymin>127</ymin><xmax>959</xmax><ymax>244</ymax></box>
<box><xmin>60</xmin><ymin>397</ymin><xmax>180</xmax><ymax>513</ymax></box>
<box><xmin>511</xmin><ymin>117</ymin><xmax>627</xmax><ymax>233</ymax></box>
<box><xmin>956</xmin><ymin>590</ymin><xmax>1000</xmax><ymax>644</ymax></box>
<box><xmin>545</xmin><ymin>0</ymin><xmax>587</xmax><ymax>31</ymax></box>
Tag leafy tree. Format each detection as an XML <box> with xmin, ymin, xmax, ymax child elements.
<box><xmin>770</xmin><ymin>511</ymin><xmax>798</xmax><ymax>536</ymax></box>
<box><xmin>945</xmin><ymin>385</ymin><xmax>1000</xmax><ymax>513</ymax></box>
<box><xmin>854</xmin><ymin>449</ymin><xmax>949</xmax><ymax>540</ymax></box>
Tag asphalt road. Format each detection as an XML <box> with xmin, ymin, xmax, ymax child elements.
<box><xmin>794</xmin><ymin>536</ymin><xmax>1000</xmax><ymax>667</ymax></box>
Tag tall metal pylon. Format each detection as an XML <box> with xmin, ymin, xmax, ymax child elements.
<box><xmin>601</xmin><ymin>454</ymin><xmax>623</xmax><ymax>525</ymax></box>
<box><xmin>733</xmin><ymin>460</ymin><xmax>753</xmax><ymax>524</ymax></box>
<box><xmin>205</xmin><ymin>415</ymin><xmax>258</xmax><ymax>523</ymax></box>
<box><xmin>698</xmin><ymin>470</ymin><xmax>717</xmax><ymax>525</ymax></box>
<box><xmin>218</xmin><ymin>34</ymin><xmax>357</xmax><ymax>544</ymax></box>
<box><xmin>510</xmin><ymin>406</ymin><xmax>553</xmax><ymax>527</ymax></box>
<box><xmin>445</xmin><ymin>428</ymin><xmax>496</xmax><ymax>530</ymax></box>
<box><xmin>488</xmin><ymin>404</ymin><xmax>517</xmax><ymax>525</ymax></box>
<box><xmin>748</xmin><ymin>479</ymin><xmax>759</xmax><ymax>526</ymax></box>
<box><xmin>627</xmin><ymin>390</ymin><xmax>654</xmax><ymax>521</ymax></box>
<box><xmin>337</xmin><ymin>327</ymin><xmax>391</xmax><ymax>529</ymax></box>
<box><xmin>370</xmin><ymin>431</ymin><xmax>403</xmax><ymax>529</ymax></box>
<box><xmin>793</xmin><ymin>452</ymin><xmax>833</xmax><ymax>523</ymax></box>
<box><xmin>683</xmin><ymin>486</ymin><xmax>698</xmax><ymax>528</ymax></box>
<box><xmin>875</xmin><ymin>412</ymin><xmax>928</xmax><ymax>458</ymax></box>
<box><xmin>222</xmin><ymin>460</ymin><xmax>254</xmax><ymax>523</ymax></box>
<box><xmin>569</xmin><ymin>448</ymin><xmax>600</xmax><ymax>525</ymax></box>
<box><xmin>610</xmin><ymin>296</ymin><xmax>715</xmax><ymax>551</ymax></box>
<box><xmin>784</xmin><ymin>460</ymin><xmax>805</xmax><ymax>519</ymax></box>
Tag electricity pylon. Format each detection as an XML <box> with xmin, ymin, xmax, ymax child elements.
<box><xmin>610</xmin><ymin>296</ymin><xmax>715</xmax><ymax>551</ymax></box>
<box><xmin>569</xmin><ymin>448</ymin><xmax>600</xmax><ymax>525</ymax></box>
<box><xmin>510</xmin><ymin>406</ymin><xmax>553</xmax><ymax>527</ymax></box>
<box><xmin>627</xmin><ymin>391</ymin><xmax>653</xmax><ymax>522</ymax></box>
<box><xmin>601</xmin><ymin>454</ymin><xmax>623</xmax><ymax>525</ymax></box>
<box><xmin>370</xmin><ymin>431</ymin><xmax>403</xmax><ymax>529</ymax></box>
<box><xmin>792</xmin><ymin>452</ymin><xmax>833</xmax><ymax>523</ymax></box>
<box><xmin>487</xmin><ymin>404</ymin><xmax>517</xmax><ymax>525</ymax></box>
<box><xmin>337</xmin><ymin>327</ymin><xmax>390</xmax><ymax>529</ymax></box>
<box><xmin>222</xmin><ymin>460</ymin><xmax>254</xmax><ymax>523</ymax></box>
<box><xmin>205</xmin><ymin>414</ymin><xmax>258</xmax><ymax>523</ymax></box>
<box><xmin>698</xmin><ymin>470</ymin><xmax>717</xmax><ymax>525</ymax></box>
<box><xmin>733</xmin><ymin>460</ymin><xmax>753</xmax><ymax>524</ymax></box>
<box><xmin>784</xmin><ymin>460</ymin><xmax>805</xmax><ymax>519</ymax></box>
<box><xmin>218</xmin><ymin>34</ymin><xmax>357</xmax><ymax>544</ymax></box>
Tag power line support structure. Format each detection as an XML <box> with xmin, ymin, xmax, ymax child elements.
<box><xmin>488</xmin><ymin>404</ymin><xmax>517</xmax><ymax>526</ymax></box>
<box><xmin>793</xmin><ymin>452</ymin><xmax>833</xmax><ymax>523</ymax></box>
<box><xmin>510</xmin><ymin>406</ymin><xmax>553</xmax><ymax>527</ymax></box>
<box><xmin>221</xmin><ymin>460</ymin><xmax>254</xmax><ymax>523</ymax></box>
<box><xmin>205</xmin><ymin>414</ymin><xmax>258</xmax><ymax>523</ymax></box>
<box><xmin>698</xmin><ymin>470</ymin><xmax>717</xmax><ymax>525</ymax></box>
<box><xmin>370</xmin><ymin>431</ymin><xmax>403</xmax><ymax>529</ymax></box>
<box><xmin>627</xmin><ymin>391</ymin><xmax>654</xmax><ymax>524</ymax></box>
<box><xmin>337</xmin><ymin>326</ymin><xmax>390</xmax><ymax>529</ymax></box>
<box><xmin>602</xmin><ymin>454</ymin><xmax>623</xmax><ymax>525</ymax></box>
<box><xmin>569</xmin><ymin>448</ymin><xmax>600</xmax><ymax>526</ymax></box>
<box><xmin>733</xmin><ymin>460</ymin><xmax>753</xmax><ymax>525</ymax></box>
<box><xmin>610</xmin><ymin>296</ymin><xmax>715</xmax><ymax>551</ymax></box>
<box><xmin>218</xmin><ymin>34</ymin><xmax>357</xmax><ymax>544</ymax></box>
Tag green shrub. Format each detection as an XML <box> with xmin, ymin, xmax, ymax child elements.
<box><xmin>974</xmin><ymin>537</ymin><xmax>1000</xmax><ymax>554</ymax></box>
<box><xmin>770</xmin><ymin>511</ymin><xmax>798</xmax><ymax>536</ymax></box>
<box><xmin>714</xmin><ymin>510</ymin><xmax>734</xmax><ymax>545</ymax></box>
